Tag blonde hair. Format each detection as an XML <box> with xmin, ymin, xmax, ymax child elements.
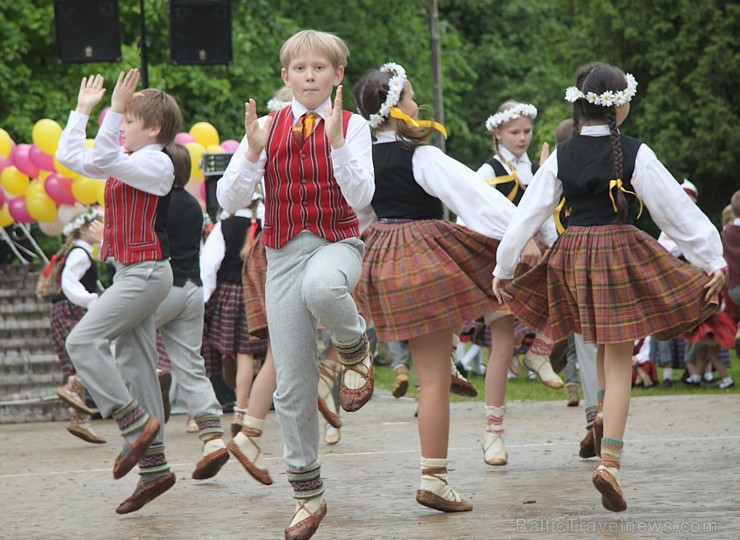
<box><xmin>127</xmin><ymin>88</ymin><xmax>183</xmax><ymax>146</ymax></box>
<box><xmin>279</xmin><ymin>30</ymin><xmax>349</xmax><ymax>69</ymax></box>
<box><xmin>492</xmin><ymin>100</ymin><xmax>532</xmax><ymax>155</ymax></box>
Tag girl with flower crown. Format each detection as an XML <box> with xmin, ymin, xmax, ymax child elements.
<box><xmin>492</xmin><ymin>62</ymin><xmax>725</xmax><ymax>512</ymax></box>
<box><xmin>353</xmin><ymin>62</ymin><xmax>546</xmax><ymax>513</ymax></box>
<box><xmin>462</xmin><ymin>100</ymin><xmax>562</xmax><ymax>472</ymax></box>
<box><xmin>49</xmin><ymin>208</ymin><xmax>107</xmax><ymax>444</ymax></box>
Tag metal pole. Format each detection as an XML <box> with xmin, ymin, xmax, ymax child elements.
<box><xmin>16</xmin><ymin>224</ymin><xmax>49</xmax><ymax>264</ymax></box>
<box><xmin>429</xmin><ymin>0</ymin><xmax>445</xmax><ymax>152</ymax></box>
<box><xmin>140</xmin><ymin>0</ymin><xmax>149</xmax><ymax>88</ymax></box>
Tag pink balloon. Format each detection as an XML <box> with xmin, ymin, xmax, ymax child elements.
<box><xmin>12</xmin><ymin>144</ymin><xmax>40</xmax><ymax>178</ymax></box>
<box><xmin>0</xmin><ymin>188</ymin><xmax>5</xmax><ymax>208</ymax></box>
<box><xmin>175</xmin><ymin>132</ymin><xmax>196</xmax><ymax>144</ymax></box>
<box><xmin>98</xmin><ymin>107</ymin><xmax>111</xmax><ymax>126</ymax></box>
<box><xmin>44</xmin><ymin>174</ymin><xmax>76</xmax><ymax>205</ymax></box>
<box><xmin>221</xmin><ymin>139</ymin><xmax>240</xmax><ymax>152</ymax></box>
<box><xmin>29</xmin><ymin>145</ymin><xmax>56</xmax><ymax>172</ymax></box>
<box><xmin>0</xmin><ymin>154</ymin><xmax>6</xmax><ymax>172</ymax></box>
<box><xmin>199</xmin><ymin>181</ymin><xmax>206</xmax><ymax>202</ymax></box>
<box><xmin>8</xmin><ymin>197</ymin><xmax>34</xmax><ymax>223</ymax></box>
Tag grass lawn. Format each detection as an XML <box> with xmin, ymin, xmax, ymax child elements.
<box><xmin>372</xmin><ymin>348</ymin><xmax>740</xmax><ymax>403</ymax></box>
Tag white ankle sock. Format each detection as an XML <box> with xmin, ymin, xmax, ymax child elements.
<box><xmin>233</xmin><ymin>416</ymin><xmax>266</xmax><ymax>469</ymax></box>
<box><xmin>203</xmin><ymin>437</ymin><xmax>226</xmax><ymax>456</ymax></box>
<box><xmin>419</xmin><ymin>457</ymin><xmax>463</xmax><ymax>502</ymax></box>
<box><xmin>290</xmin><ymin>495</ymin><xmax>324</xmax><ymax>527</ymax></box>
<box><xmin>343</xmin><ymin>355</ymin><xmax>372</xmax><ymax>390</ymax></box>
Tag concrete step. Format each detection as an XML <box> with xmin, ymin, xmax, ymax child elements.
<box><xmin>0</xmin><ymin>399</ymin><xmax>68</xmax><ymax>424</ymax></box>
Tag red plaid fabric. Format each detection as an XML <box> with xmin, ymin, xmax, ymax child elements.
<box><xmin>242</xmin><ymin>232</ymin><xmax>269</xmax><ymax>340</ymax></box>
<box><xmin>49</xmin><ymin>299</ymin><xmax>87</xmax><ymax>381</ymax></box>
<box><xmin>356</xmin><ymin>220</ymin><xmax>507</xmax><ymax>343</ymax></box>
<box><xmin>155</xmin><ymin>330</ymin><xmax>172</xmax><ymax>370</ymax></box>
<box><xmin>202</xmin><ymin>281</ymin><xmax>268</xmax><ymax>375</ymax></box>
<box><xmin>504</xmin><ymin>224</ymin><xmax>718</xmax><ymax>344</ymax></box>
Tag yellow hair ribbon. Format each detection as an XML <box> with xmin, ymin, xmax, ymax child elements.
<box><xmin>608</xmin><ymin>178</ymin><xmax>643</xmax><ymax>219</ymax></box>
<box><xmin>553</xmin><ymin>197</ymin><xmax>568</xmax><ymax>234</ymax></box>
<box><xmin>389</xmin><ymin>107</ymin><xmax>447</xmax><ymax>138</ymax></box>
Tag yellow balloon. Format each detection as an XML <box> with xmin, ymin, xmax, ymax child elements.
<box><xmin>0</xmin><ymin>204</ymin><xmax>14</xmax><ymax>227</ymax></box>
<box><xmin>185</xmin><ymin>141</ymin><xmax>207</xmax><ymax>180</ymax></box>
<box><xmin>189</xmin><ymin>122</ymin><xmax>220</xmax><ymax>147</ymax></box>
<box><xmin>97</xmin><ymin>179</ymin><xmax>107</xmax><ymax>206</ymax></box>
<box><xmin>54</xmin><ymin>156</ymin><xmax>81</xmax><ymax>180</ymax></box>
<box><xmin>0</xmin><ymin>128</ymin><xmax>12</xmax><ymax>159</ymax></box>
<box><xmin>206</xmin><ymin>144</ymin><xmax>225</xmax><ymax>153</ymax></box>
<box><xmin>26</xmin><ymin>193</ymin><xmax>57</xmax><ymax>222</ymax></box>
<box><xmin>1</xmin><ymin>166</ymin><xmax>30</xmax><ymax>196</ymax></box>
<box><xmin>37</xmin><ymin>170</ymin><xmax>51</xmax><ymax>180</ymax></box>
<box><xmin>26</xmin><ymin>179</ymin><xmax>47</xmax><ymax>200</ymax></box>
<box><xmin>85</xmin><ymin>138</ymin><xmax>95</xmax><ymax>149</ymax></box>
<box><xmin>72</xmin><ymin>177</ymin><xmax>100</xmax><ymax>205</ymax></box>
<box><xmin>32</xmin><ymin>118</ymin><xmax>63</xmax><ymax>156</ymax></box>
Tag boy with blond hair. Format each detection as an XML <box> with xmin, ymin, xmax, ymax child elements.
<box><xmin>218</xmin><ymin>30</ymin><xmax>374</xmax><ymax>539</ymax></box>
<box><xmin>57</xmin><ymin>68</ymin><xmax>181</xmax><ymax>514</ymax></box>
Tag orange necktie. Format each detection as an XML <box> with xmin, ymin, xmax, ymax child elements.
<box><xmin>293</xmin><ymin>112</ymin><xmax>318</xmax><ymax>145</ymax></box>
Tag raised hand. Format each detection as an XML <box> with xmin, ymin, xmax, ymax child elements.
<box><xmin>519</xmin><ymin>238</ymin><xmax>542</xmax><ymax>268</ymax></box>
<box><xmin>244</xmin><ymin>98</ymin><xmax>272</xmax><ymax>163</ymax></box>
<box><xmin>704</xmin><ymin>268</ymin><xmax>725</xmax><ymax>302</ymax></box>
<box><xmin>110</xmin><ymin>68</ymin><xmax>141</xmax><ymax>113</ymax></box>
<box><xmin>324</xmin><ymin>85</ymin><xmax>345</xmax><ymax>149</ymax></box>
<box><xmin>75</xmin><ymin>74</ymin><xmax>106</xmax><ymax>116</ymax></box>
<box><xmin>539</xmin><ymin>142</ymin><xmax>550</xmax><ymax>166</ymax></box>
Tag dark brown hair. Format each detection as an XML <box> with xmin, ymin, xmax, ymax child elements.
<box><xmin>353</xmin><ymin>69</ymin><xmax>435</xmax><ymax>148</ymax></box>
<box><xmin>571</xmin><ymin>63</ymin><xmax>629</xmax><ymax>223</ymax></box>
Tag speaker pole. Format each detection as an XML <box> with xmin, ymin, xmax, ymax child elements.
<box><xmin>139</xmin><ymin>0</ymin><xmax>149</xmax><ymax>88</ymax></box>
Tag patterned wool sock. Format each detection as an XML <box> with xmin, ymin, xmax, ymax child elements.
<box><xmin>138</xmin><ymin>443</ymin><xmax>170</xmax><ymax>483</ymax></box>
<box><xmin>485</xmin><ymin>405</ymin><xmax>505</xmax><ymax>436</ymax></box>
<box><xmin>287</xmin><ymin>463</ymin><xmax>325</xmax><ymax>526</ymax></box>
<box><xmin>335</xmin><ymin>334</ymin><xmax>371</xmax><ymax>389</ymax></box>
<box><xmin>196</xmin><ymin>414</ymin><xmax>225</xmax><ymax>455</ymax></box>
<box><xmin>112</xmin><ymin>398</ymin><xmax>151</xmax><ymax>448</ymax></box>
<box><xmin>585</xmin><ymin>406</ymin><xmax>598</xmax><ymax>430</ymax></box>
<box><xmin>601</xmin><ymin>437</ymin><xmax>624</xmax><ymax>466</ymax></box>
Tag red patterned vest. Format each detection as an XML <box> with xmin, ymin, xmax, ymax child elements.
<box><xmin>262</xmin><ymin>106</ymin><xmax>359</xmax><ymax>249</ymax></box>
<box><xmin>101</xmin><ymin>178</ymin><xmax>172</xmax><ymax>264</ymax></box>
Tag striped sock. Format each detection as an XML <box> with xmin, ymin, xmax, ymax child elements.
<box><xmin>601</xmin><ymin>437</ymin><xmax>624</xmax><ymax>465</ymax></box>
<box><xmin>529</xmin><ymin>334</ymin><xmax>553</xmax><ymax>356</ymax></box>
<box><xmin>112</xmin><ymin>398</ymin><xmax>151</xmax><ymax>446</ymax></box>
<box><xmin>138</xmin><ymin>443</ymin><xmax>170</xmax><ymax>478</ymax></box>
<box><xmin>287</xmin><ymin>463</ymin><xmax>324</xmax><ymax>500</ymax></box>
<box><xmin>195</xmin><ymin>414</ymin><xmax>224</xmax><ymax>442</ymax></box>
<box><xmin>334</xmin><ymin>334</ymin><xmax>369</xmax><ymax>367</ymax></box>
<box><xmin>485</xmin><ymin>405</ymin><xmax>505</xmax><ymax>435</ymax></box>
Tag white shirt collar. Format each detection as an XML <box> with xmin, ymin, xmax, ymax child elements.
<box><xmin>72</xmin><ymin>239</ymin><xmax>94</xmax><ymax>254</ymax></box>
<box><xmin>580</xmin><ymin>124</ymin><xmax>613</xmax><ymax>136</ymax></box>
<box><xmin>498</xmin><ymin>145</ymin><xmax>531</xmax><ymax>166</ymax></box>
<box><xmin>734</xmin><ymin>217</ymin><xmax>740</xmax><ymax>226</ymax></box>
<box><xmin>373</xmin><ymin>130</ymin><xmax>397</xmax><ymax>143</ymax></box>
<box><xmin>291</xmin><ymin>98</ymin><xmax>331</xmax><ymax>123</ymax></box>
<box><xmin>234</xmin><ymin>208</ymin><xmax>254</xmax><ymax>219</ymax></box>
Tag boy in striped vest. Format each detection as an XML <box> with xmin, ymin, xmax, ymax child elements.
<box><xmin>56</xmin><ymin>68</ymin><xmax>181</xmax><ymax>514</ymax></box>
<box><xmin>218</xmin><ymin>30</ymin><xmax>375</xmax><ymax>540</ymax></box>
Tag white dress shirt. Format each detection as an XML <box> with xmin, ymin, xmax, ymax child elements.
<box><xmin>56</xmin><ymin>110</ymin><xmax>174</xmax><ymax>196</ymax></box>
<box><xmin>217</xmin><ymin>98</ymin><xmax>375</xmax><ymax>214</ymax></box>
<box><xmin>476</xmin><ymin>145</ymin><xmax>535</xmax><ymax>187</ymax></box>
<box><xmin>61</xmin><ymin>240</ymin><xmax>99</xmax><ymax>309</ymax></box>
<box><xmin>493</xmin><ymin>124</ymin><xmax>726</xmax><ymax>279</ymax></box>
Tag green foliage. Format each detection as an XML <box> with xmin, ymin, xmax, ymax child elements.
<box><xmin>0</xmin><ymin>0</ymin><xmax>736</xmax><ymax>224</ymax></box>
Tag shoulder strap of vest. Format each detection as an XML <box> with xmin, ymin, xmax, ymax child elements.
<box><xmin>342</xmin><ymin>110</ymin><xmax>352</xmax><ymax>136</ymax></box>
<box><xmin>485</xmin><ymin>156</ymin><xmax>509</xmax><ymax>178</ymax></box>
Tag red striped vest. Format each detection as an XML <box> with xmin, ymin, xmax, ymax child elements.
<box><xmin>100</xmin><ymin>178</ymin><xmax>172</xmax><ymax>264</ymax></box>
<box><xmin>262</xmin><ymin>106</ymin><xmax>359</xmax><ymax>249</ymax></box>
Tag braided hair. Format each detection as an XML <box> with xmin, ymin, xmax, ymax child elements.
<box><xmin>571</xmin><ymin>63</ymin><xmax>630</xmax><ymax>223</ymax></box>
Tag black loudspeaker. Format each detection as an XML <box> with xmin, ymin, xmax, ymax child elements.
<box><xmin>54</xmin><ymin>0</ymin><xmax>121</xmax><ymax>63</ymax></box>
<box><xmin>170</xmin><ymin>0</ymin><xmax>232</xmax><ymax>65</ymax></box>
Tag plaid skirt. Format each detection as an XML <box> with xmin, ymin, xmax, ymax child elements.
<box><xmin>155</xmin><ymin>330</ymin><xmax>172</xmax><ymax>371</ymax></box>
<box><xmin>356</xmin><ymin>220</ymin><xmax>507</xmax><ymax>343</ymax></box>
<box><xmin>504</xmin><ymin>224</ymin><xmax>718</xmax><ymax>344</ymax></box>
<box><xmin>49</xmin><ymin>299</ymin><xmax>86</xmax><ymax>381</ymax></box>
<box><xmin>202</xmin><ymin>281</ymin><xmax>267</xmax><ymax>375</ymax></box>
<box><xmin>242</xmin><ymin>234</ymin><xmax>269</xmax><ymax>340</ymax></box>
<box><xmin>462</xmin><ymin>319</ymin><xmax>533</xmax><ymax>351</ymax></box>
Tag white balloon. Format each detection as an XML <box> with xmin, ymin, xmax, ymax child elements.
<box><xmin>38</xmin><ymin>219</ymin><xmax>64</xmax><ymax>236</ymax></box>
<box><xmin>57</xmin><ymin>203</ymin><xmax>86</xmax><ymax>225</ymax></box>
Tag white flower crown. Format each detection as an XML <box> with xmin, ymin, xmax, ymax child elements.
<box><xmin>267</xmin><ymin>98</ymin><xmax>291</xmax><ymax>113</ymax></box>
<box><xmin>63</xmin><ymin>207</ymin><xmax>104</xmax><ymax>237</ymax></box>
<box><xmin>485</xmin><ymin>103</ymin><xmax>538</xmax><ymax>132</ymax></box>
<box><xmin>565</xmin><ymin>73</ymin><xmax>638</xmax><ymax>107</ymax></box>
<box><xmin>367</xmin><ymin>62</ymin><xmax>407</xmax><ymax>129</ymax></box>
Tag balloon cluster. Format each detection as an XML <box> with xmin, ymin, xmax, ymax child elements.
<box><xmin>0</xmin><ymin>116</ymin><xmax>234</xmax><ymax>236</ymax></box>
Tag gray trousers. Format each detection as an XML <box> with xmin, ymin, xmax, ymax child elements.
<box><xmin>265</xmin><ymin>232</ymin><xmax>365</xmax><ymax>471</ymax></box>
<box><xmin>66</xmin><ymin>259</ymin><xmax>172</xmax><ymax>443</ymax></box>
<box><xmin>564</xmin><ymin>333</ymin><xmax>599</xmax><ymax>409</ymax></box>
<box><xmin>156</xmin><ymin>280</ymin><xmax>221</xmax><ymax>420</ymax></box>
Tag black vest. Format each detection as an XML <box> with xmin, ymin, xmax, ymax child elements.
<box><xmin>217</xmin><ymin>215</ymin><xmax>251</xmax><ymax>283</ymax></box>
<box><xmin>167</xmin><ymin>187</ymin><xmax>203</xmax><ymax>286</ymax></box>
<box><xmin>556</xmin><ymin>134</ymin><xmax>643</xmax><ymax>226</ymax></box>
<box><xmin>371</xmin><ymin>142</ymin><xmax>443</xmax><ymax>220</ymax></box>
<box><xmin>53</xmin><ymin>246</ymin><xmax>98</xmax><ymax>303</ymax></box>
<box><xmin>485</xmin><ymin>156</ymin><xmax>539</xmax><ymax>206</ymax></box>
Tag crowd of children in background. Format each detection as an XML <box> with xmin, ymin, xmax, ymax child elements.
<box><xmin>39</xmin><ymin>27</ymin><xmax>736</xmax><ymax>540</ymax></box>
